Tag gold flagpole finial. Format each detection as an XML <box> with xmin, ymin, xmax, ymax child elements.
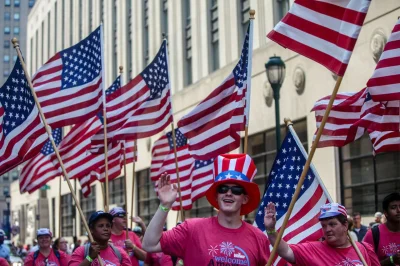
<box><xmin>119</xmin><ymin>66</ymin><xmax>123</xmax><ymax>74</ymax></box>
<box><xmin>284</xmin><ymin>118</ymin><xmax>293</xmax><ymax>127</ymax></box>
<box><xmin>11</xmin><ymin>38</ymin><xmax>19</xmax><ymax>48</ymax></box>
<box><xmin>249</xmin><ymin>10</ymin><xmax>255</xmax><ymax>19</ymax></box>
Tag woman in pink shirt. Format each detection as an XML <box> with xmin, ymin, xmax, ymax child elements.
<box><xmin>264</xmin><ymin>202</ymin><xmax>380</xmax><ymax>266</ymax></box>
<box><xmin>69</xmin><ymin>211</ymin><xmax>131</xmax><ymax>266</ymax></box>
<box><xmin>24</xmin><ymin>228</ymin><xmax>69</xmax><ymax>266</ymax></box>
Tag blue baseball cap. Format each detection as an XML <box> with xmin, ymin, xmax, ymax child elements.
<box><xmin>88</xmin><ymin>211</ymin><xmax>113</xmax><ymax>226</ymax></box>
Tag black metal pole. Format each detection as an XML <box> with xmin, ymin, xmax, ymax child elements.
<box><xmin>273</xmin><ymin>85</ymin><xmax>281</xmax><ymax>148</ymax></box>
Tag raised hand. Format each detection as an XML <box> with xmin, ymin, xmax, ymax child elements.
<box><xmin>264</xmin><ymin>202</ymin><xmax>277</xmax><ymax>231</ymax></box>
<box><xmin>158</xmin><ymin>172</ymin><xmax>177</xmax><ymax>208</ymax></box>
<box><xmin>131</xmin><ymin>216</ymin><xmax>143</xmax><ymax>224</ymax></box>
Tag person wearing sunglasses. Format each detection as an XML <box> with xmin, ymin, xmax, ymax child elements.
<box><xmin>24</xmin><ymin>228</ymin><xmax>70</xmax><ymax>266</ymax></box>
<box><xmin>109</xmin><ymin>207</ymin><xmax>146</xmax><ymax>266</ymax></box>
<box><xmin>142</xmin><ymin>154</ymin><xmax>271</xmax><ymax>265</ymax></box>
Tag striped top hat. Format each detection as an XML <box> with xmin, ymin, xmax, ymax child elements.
<box><xmin>206</xmin><ymin>154</ymin><xmax>260</xmax><ymax>215</ymax></box>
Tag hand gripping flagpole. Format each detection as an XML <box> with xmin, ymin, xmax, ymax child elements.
<box><xmin>12</xmin><ymin>38</ymin><xmax>105</xmax><ymax>266</ymax></box>
<box><xmin>284</xmin><ymin>118</ymin><xmax>368</xmax><ymax>266</ymax></box>
<box><xmin>243</xmin><ymin>10</ymin><xmax>255</xmax><ymax>154</ymax></box>
<box><xmin>119</xmin><ymin>66</ymin><xmax>130</xmax><ymax>239</ymax></box>
<box><xmin>100</xmin><ymin>23</ymin><xmax>110</xmax><ymax>212</ymax></box>
<box><xmin>265</xmin><ymin>76</ymin><xmax>368</xmax><ymax>266</ymax></box>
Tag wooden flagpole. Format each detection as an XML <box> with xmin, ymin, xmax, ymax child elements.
<box><xmin>284</xmin><ymin>118</ymin><xmax>367</xmax><ymax>265</ymax></box>
<box><xmin>119</xmin><ymin>66</ymin><xmax>129</xmax><ymax>239</ymax></box>
<box><xmin>170</xmin><ymin>123</ymin><xmax>185</xmax><ymax>221</ymax></box>
<box><xmin>58</xmin><ymin>176</ymin><xmax>62</xmax><ymax>237</ymax></box>
<box><xmin>130</xmin><ymin>142</ymin><xmax>136</xmax><ymax>229</ymax></box>
<box><xmin>12</xmin><ymin>38</ymin><xmax>105</xmax><ymax>266</ymax></box>
<box><xmin>243</xmin><ymin>10</ymin><xmax>255</xmax><ymax>154</ymax></box>
<box><xmin>266</xmin><ymin>76</ymin><xmax>369</xmax><ymax>266</ymax></box>
<box><xmin>100</xmin><ymin>24</ymin><xmax>110</xmax><ymax>212</ymax></box>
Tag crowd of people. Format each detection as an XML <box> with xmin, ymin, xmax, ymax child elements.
<box><xmin>0</xmin><ymin>154</ymin><xmax>399</xmax><ymax>265</ymax></box>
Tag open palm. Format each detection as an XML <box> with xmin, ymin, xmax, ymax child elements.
<box><xmin>264</xmin><ymin>202</ymin><xmax>277</xmax><ymax>230</ymax></box>
<box><xmin>158</xmin><ymin>173</ymin><xmax>178</xmax><ymax>207</ymax></box>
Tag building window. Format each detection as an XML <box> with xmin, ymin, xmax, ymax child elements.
<box><xmin>2</xmin><ymin>174</ymin><xmax>9</xmax><ymax>182</ymax></box>
<box><xmin>189</xmin><ymin>197</ymin><xmax>216</xmax><ymax>218</ymax></box>
<box><xmin>5</xmin><ymin>12</ymin><xmax>11</xmax><ymax>21</ymax></box>
<box><xmin>243</xmin><ymin>119</ymin><xmax>308</xmax><ymax>221</ymax></box>
<box><xmin>143</xmin><ymin>0</ymin><xmax>149</xmax><ymax>66</ymax></box>
<box><xmin>4</xmin><ymin>40</ymin><xmax>10</xmax><ymax>48</ymax></box>
<box><xmin>14</xmin><ymin>0</ymin><xmax>20</xmax><ymax>7</ymax></box>
<box><xmin>340</xmin><ymin>135</ymin><xmax>400</xmax><ymax>215</ymax></box>
<box><xmin>4</xmin><ymin>27</ymin><xmax>10</xmax><ymax>34</ymax></box>
<box><xmin>88</xmin><ymin>0</ymin><xmax>93</xmax><ymax>32</ymax></box>
<box><xmin>61</xmin><ymin>0</ymin><xmax>65</xmax><ymax>49</ymax></box>
<box><xmin>13</xmin><ymin>27</ymin><xmax>19</xmax><ymax>35</ymax></box>
<box><xmin>3</xmin><ymin>187</ymin><xmax>9</xmax><ymax>196</ymax></box>
<box><xmin>51</xmin><ymin>197</ymin><xmax>56</xmax><ymax>235</ymax></box>
<box><xmin>137</xmin><ymin>169</ymin><xmax>158</xmax><ymax>225</ymax></box>
<box><xmin>112</xmin><ymin>0</ymin><xmax>117</xmax><ymax>79</ymax></box>
<box><xmin>61</xmin><ymin>194</ymin><xmax>73</xmax><ymax>237</ymax></box>
<box><xmin>29</xmin><ymin>0</ymin><xmax>35</xmax><ymax>8</ymax></box>
<box><xmin>79</xmin><ymin>0</ymin><xmax>83</xmax><ymax>40</ymax></box>
<box><xmin>126</xmin><ymin>0</ymin><xmax>132</xmax><ymax>77</ymax></box>
<box><xmin>183</xmin><ymin>0</ymin><xmax>192</xmax><ymax>86</ymax></box>
<box><xmin>275</xmin><ymin>0</ymin><xmax>290</xmax><ymax>24</ymax></box>
<box><xmin>238</xmin><ymin>0</ymin><xmax>250</xmax><ymax>53</ymax></box>
<box><xmin>160</xmin><ymin>0</ymin><xmax>168</xmax><ymax>37</ymax></box>
<box><xmin>80</xmin><ymin>186</ymin><xmax>96</xmax><ymax>236</ymax></box>
<box><xmin>110</xmin><ymin>177</ymin><xmax>125</xmax><ymax>208</ymax></box>
<box><xmin>70</xmin><ymin>0</ymin><xmax>73</xmax><ymax>46</ymax></box>
<box><xmin>3</xmin><ymin>55</ymin><xmax>10</xmax><ymax>62</ymax></box>
<box><xmin>3</xmin><ymin>70</ymin><xmax>9</xmax><ymax>77</ymax></box>
<box><xmin>5</xmin><ymin>0</ymin><xmax>11</xmax><ymax>6</ymax></box>
<box><xmin>14</xmin><ymin>13</ymin><xmax>19</xmax><ymax>20</ymax></box>
<box><xmin>11</xmin><ymin>170</ymin><xmax>18</xmax><ymax>180</ymax></box>
<box><xmin>209</xmin><ymin>0</ymin><xmax>219</xmax><ymax>72</ymax></box>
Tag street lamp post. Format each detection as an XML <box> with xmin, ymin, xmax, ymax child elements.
<box><xmin>265</xmin><ymin>56</ymin><xmax>286</xmax><ymax>148</ymax></box>
<box><xmin>5</xmin><ymin>195</ymin><xmax>11</xmax><ymax>239</ymax></box>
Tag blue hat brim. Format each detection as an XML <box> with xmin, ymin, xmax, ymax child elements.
<box><xmin>319</xmin><ymin>211</ymin><xmax>341</xmax><ymax>220</ymax></box>
<box><xmin>89</xmin><ymin>212</ymin><xmax>113</xmax><ymax>226</ymax></box>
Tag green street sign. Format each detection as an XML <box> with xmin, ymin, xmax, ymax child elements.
<box><xmin>40</xmin><ymin>185</ymin><xmax>51</xmax><ymax>190</ymax></box>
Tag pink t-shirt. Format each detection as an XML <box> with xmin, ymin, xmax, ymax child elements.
<box><xmin>0</xmin><ymin>257</ymin><xmax>9</xmax><ymax>266</ymax></box>
<box><xmin>160</xmin><ymin>217</ymin><xmax>270</xmax><ymax>266</ymax></box>
<box><xmin>290</xmin><ymin>241</ymin><xmax>380</xmax><ymax>266</ymax></box>
<box><xmin>24</xmin><ymin>249</ymin><xmax>70</xmax><ymax>266</ymax></box>
<box><xmin>68</xmin><ymin>245</ymin><xmax>131</xmax><ymax>266</ymax></box>
<box><xmin>144</xmin><ymin>252</ymin><xmax>173</xmax><ymax>266</ymax></box>
<box><xmin>110</xmin><ymin>231</ymin><xmax>142</xmax><ymax>266</ymax></box>
<box><xmin>363</xmin><ymin>223</ymin><xmax>400</xmax><ymax>263</ymax></box>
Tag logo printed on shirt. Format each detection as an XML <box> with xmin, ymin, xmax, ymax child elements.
<box><xmin>92</xmin><ymin>258</ymin><xmax>117</xmax><ymax>266</ymax></box>
<box><xmin>382</xmin><ymin>243</ymin><xmax>400</xmax><ymax>257</ymax></box>
<box><xmin>207</xmin><ymin>241</ymin><xmax>250</xmax><ymax>266</ymax></box>
<box><xmin>335</xmin><ymin>258</ymin><xmax>363</xmax><ymax>266</ymax></box>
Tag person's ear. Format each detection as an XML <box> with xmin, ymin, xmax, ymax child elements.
<box><xmin>242</xmin><ymin>194</ymin><xmax>249</xmax><ymax>205</ymax></box>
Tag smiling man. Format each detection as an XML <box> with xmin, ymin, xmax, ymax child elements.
<box><xmin>142</xmin><ymin>153</ymin><xmax>271</xmax><ymax>265</ymax></box>
<box><xmin>264</xmin><ymin>202</ymin><xmax>380</xmax><ymax>266</ymax></box>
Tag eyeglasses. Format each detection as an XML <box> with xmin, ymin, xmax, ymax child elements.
<box><xmin>217</xmin><ymin>185</ymin><xmax>245</xmax><ymax>195</ymax></box>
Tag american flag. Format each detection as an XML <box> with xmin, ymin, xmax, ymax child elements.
<box><xmin>19</xmin><ymin>128</ymin><xmax>62</xmax><ymax>193</ymax></box>
<box><xmin>367</xmin><ymin>19</ymin><xmax>400</xmax><ymax>101</ymax></box>
<box><xmin>312</xmin><ymin>88</ymin><xmax>400</xmax><ymax>153</ymax></box>
<box><xmin>105</xmin><ymin>40</ymin><xmax>172</xmax><ymax>141</ymax></box>
<box><xmin>80</xmin><ymin>140</ymin><xmax>137</xmax><ymax>197</ymax></box>
<box><xmin>255</xmin><ymin>127</ymin><xmax>331</xmax><ymax>266</ymax></box>
<box><xmin>267</xmin><ymin>0</ymin><xmax>371</xmax><ymax>76</ymax></box>
<box><xmin>177</xmin><ymin>24</ymin><xmax>251</xmax><ymax>160</ymax></box>
<box><xmin>90</xmin><ymin>76</ymin><xmax>121</xmax><ymax>153</ymax></box>
<box><xmin>312</xmin><ymin>88</ymin><xmax>368</xmax><ymax>147</ymax></box>
<box><xmin>0</xmin><ymin>57</ymin><xmax>48</xmax><ymax>176</ymax></box>
<box><xmin>32</xmin><ymin>26</ymin><xmax>103</xmax><ymax>128</ymax></box>
<box><xmin>150</xmin><ymin>130</ymin><xmax>214</xmax><ymax>209</ymax></box>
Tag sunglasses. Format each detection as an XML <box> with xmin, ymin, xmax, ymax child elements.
<box><xmin>217</xmin><ymin>185</ymin><xmax>245</xmax><ymax>195</ymax></box>
<box><xmin>114</xmin><ymin>213</ymin><xmax>126</xmax><ymax>218</ymax></box>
